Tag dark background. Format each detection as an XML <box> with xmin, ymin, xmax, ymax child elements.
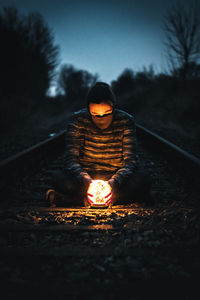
<box><xmin>0</xmin><ymin>0</ymin><xmax>199</xmax><ymax>158</ymax></box>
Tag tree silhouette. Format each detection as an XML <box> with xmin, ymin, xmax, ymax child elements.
<box><xmin>171</xmin><ymin>62</ymin><xmax>200</xmax><ymax>81</ymax></box>
<box><xmin>111</xmin><ymin>66</ymin><xmax>155</xmax><ymax>107</ymax></box>
<box><xmin>163</xmin><ymin>1</ymin><xmax>200</xmax><ymax>80</ymax></box>
<box><xmin>0</xmin><ymin>7</ymin><xmax>59</xmax><ymax>133</ymax></box>
<box><xmin>111</xmin><ymin>68</ymin><xmax>135</xmax><ymax>98</ymax></box>
<box><xmin>0</xmin><ymin>7</ymin><xmax>59</xmax><ymax>99</ymax></box>
<box><xmin>135</xmin><ymin>65</ymin><xmax>155</xmax><ymax>85</ymax></box>
<box><xmin>57</xmin><ymin>64</ymin><xmax>98</xmax><ymax>109</ymax></box>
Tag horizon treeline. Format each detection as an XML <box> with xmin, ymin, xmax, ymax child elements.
<box><xmin>0</xmin><ymin>5</ymin><xmax>200</xmax><ymax>138</ymax></box>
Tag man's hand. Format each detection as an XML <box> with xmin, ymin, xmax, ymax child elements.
<box><xmin>108</xmin><ymin>179</ymin><xmax>115</xmax><ymax>190</ymax></box>
<box><xmin>82</xmin><ymin>177</ymin><xmax>92</xmax><ymax>193</ymax></box>
<box><xmin>108</xmin><ymin>179</ymin><xmax>119</xmax><ymax>194</ymax></box>
<box><xmin>107</xmin><ymin>179</ymin><xmax>119</xmax><ymax>205</ymax></box>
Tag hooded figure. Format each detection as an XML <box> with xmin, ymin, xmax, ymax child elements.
<box><xmin>46</xmin><ymin>82</ymin><xmax>154</xmax><ymax>207</ymax></box>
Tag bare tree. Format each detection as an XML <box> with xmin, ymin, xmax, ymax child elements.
<box><xmin>163</xmin><ymin>1</ymin><xmax>200</xmax><ymax>80</ymax></box>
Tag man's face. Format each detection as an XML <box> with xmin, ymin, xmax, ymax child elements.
<box><xmin>89</xmin><ymin>102</ymin><xmax>113</xmax><ymax>130</ymax></box>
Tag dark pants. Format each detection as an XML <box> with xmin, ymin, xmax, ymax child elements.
<box><xmin>48</xmin><ymin>170</ymin><xmax>152</xmax><ymax>206</ymax></box>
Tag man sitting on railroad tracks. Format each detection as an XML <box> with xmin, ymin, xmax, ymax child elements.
<box><xmin>46</xmin><ymin>82</ymin><xmax>155</xmax><ymax>208</ymax></box>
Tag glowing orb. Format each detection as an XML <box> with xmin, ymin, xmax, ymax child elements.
<box><xmin>87</xmin><ymin>180</ymin><xmax>112</xmax><ymax>207</ymax></box>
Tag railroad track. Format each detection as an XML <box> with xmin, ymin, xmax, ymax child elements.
<box><xmin>0</xmin><ymin>123</ymin><xmax>200</xmax><ymax>297</ymax></box>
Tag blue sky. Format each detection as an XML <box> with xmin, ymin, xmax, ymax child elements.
<box><xmin>0</xmin><ymin>0</ymin><xmax>196</xmax><ymax>89</ymax></box>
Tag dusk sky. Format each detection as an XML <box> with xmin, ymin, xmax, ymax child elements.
<box><xmin>0</xmin><ymin>0</ymin><xmax>198</xmax><ymax>90</ymax></box>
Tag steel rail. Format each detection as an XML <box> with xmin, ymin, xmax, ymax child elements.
<box><xmin>0</xmin><ymin>206</ymin><xmax>195</xmax><ymax>233</ymax></box>
<box><xmin>136</xmin><ymin>124</ymin><xmax>200</xmax><ymax>179</ymax></box>
<box><xmin>0</xmin><ymin>124</ymin><xmax>199</xmax><ymax>187</ymax></box>
<box><xmin>0</xmin><ymin>205</ymin><xmax>193</xmax><ymax>213</ymax></box>
<box><xmin>0</xmin><ymin>130</ymin><xmax>66</xmax><ymax>189</ymax></box>
<box><xmin>0</xmin><ymin>125</ymin><xmax>199</xmax><ymax>264</ymax></box>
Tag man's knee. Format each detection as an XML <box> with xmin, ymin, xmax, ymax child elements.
<box><xmin>49</xmin><ymin>170</ymin><xmax>81</xmax><ymax>196</ymax></box>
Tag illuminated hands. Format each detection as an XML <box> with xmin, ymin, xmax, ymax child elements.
<box><xmin>108</xmin><ymin>178</ymin><xmax>119</xmax><ymax>193</ymax></box>
<box><xmin>84</xmin><ymin>177</ymin><xmax>92</xmax><ymax>186</ymax></box>
<box><xmin>107</xmin><ymin>178</ymin><xmax>115</xmax><ymax>190</ymax></box>
<box><xmin>87</xmin><ymin>179</ymin><xmax>112</xmax><ymax>206</ymax></box>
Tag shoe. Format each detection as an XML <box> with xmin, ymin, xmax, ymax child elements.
<box><xmin>46</xmin><ymin>189</ymin><xmax>56</xmax><ymax>207</ymax></box>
